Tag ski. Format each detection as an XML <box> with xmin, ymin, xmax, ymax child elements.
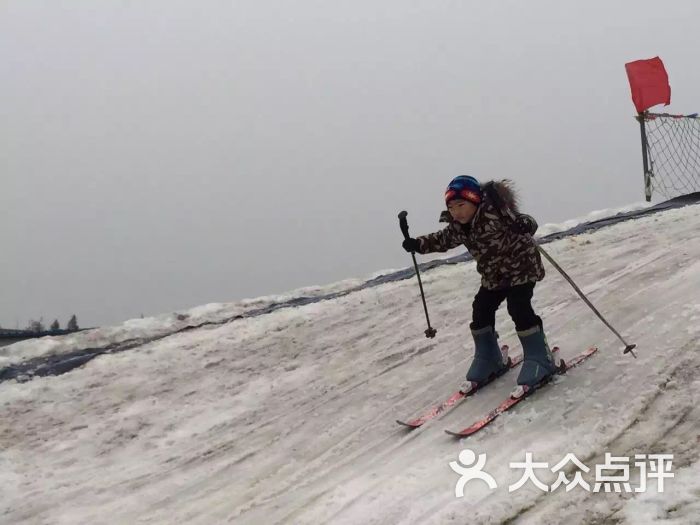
<box><xmin>445</xmin><ymin>346</ymin><xmax>598</xmax><ymax>438</ymax></box>
<box><xmin>397</xmin><ymin>345</ymin><xmax>557</xmax><ymax>429</ymax></box>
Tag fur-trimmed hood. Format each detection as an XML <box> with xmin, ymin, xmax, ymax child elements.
<box><xmin>439</xmin><ymin>179</ymin><xmax>521</xmax><ymax>223</ymax></box>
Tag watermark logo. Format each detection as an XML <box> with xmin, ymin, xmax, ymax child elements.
<box><xmin>451</xmin><ymin>449</ymin><xmax>674</xmax><ymax>497</ymax></box>
<box><xmin>449</xmin><ymin>449</ymin><xmax>497</xmax><ymax>497</ymax></box>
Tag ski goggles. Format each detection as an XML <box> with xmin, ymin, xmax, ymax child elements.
<box><xmin>445</xmin><ymin>188</ymin><xmax>482</xmax><ymax>205</ymax></box>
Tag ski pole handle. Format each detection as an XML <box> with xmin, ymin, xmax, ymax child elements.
<box><xmin>398</xmin><ymin>210</ymin><xmax>410</xmax><ymax>240</ymax></box>
<box><xmin>398</xmin><ymin>210</ymin><xmax>436</xmax><ymax>339</ymax></box>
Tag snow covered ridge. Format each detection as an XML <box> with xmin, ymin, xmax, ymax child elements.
<box><xmin>0</xmin><ymin>279</ymin><xmax>368</xmax><ymax>374</ymax></box>
<box><xmin>0</xmin><ymin>195</ymin><xmax>694</xmax><ymax>379</ymax></box>
<box><xmin>535</xmin><ymin>201</ymin><xmax>654</xmax><ymax>237</ymax></box>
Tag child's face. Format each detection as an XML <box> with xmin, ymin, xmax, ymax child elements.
<box><xmin>447</xmin><ymin>199</ymin><xmax>478</xmax><ymax>224</ymax></box>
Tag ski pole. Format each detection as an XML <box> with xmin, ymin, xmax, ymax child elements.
<box><xmin>398</xmin><ymin>211</ymin><xmax>437</xmax><ymax>339</ymax></box>
<box><xmin>536</xmin><ymin>244</ymin><xmax>637</xmax><ymax>357</ymax></box>
<box><xmin>502</xmin><ymin>207</ymin><xmax>637</xmax><ymax>358</ymax></box>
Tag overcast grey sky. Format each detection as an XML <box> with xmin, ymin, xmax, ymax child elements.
<box><xmin>2</xmin><ymin>1</ymin><xmax>699</xmax><ymax>328</ymax></box>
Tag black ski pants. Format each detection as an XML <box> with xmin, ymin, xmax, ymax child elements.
<box><xmin>470</xmin><ymin>282</ymin><xmax>542</xmax><ymax>332</ymax></box>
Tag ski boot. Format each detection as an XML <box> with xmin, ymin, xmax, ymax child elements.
<box><xmin>512</xmin><ymin>324</ymin><xmax>561</xmax><ymax>398</ymax></box>
<box><xmin>460</xmin><ymin>326</ymin><xmax>509</xmax><ymax>395</ymax></box>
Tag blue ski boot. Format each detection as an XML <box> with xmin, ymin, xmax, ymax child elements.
<box><xmin>513</xmin><ymin>324</ymin><xmax>560</xmax><ymax>398</ymax></box>
<box><xmin>460</xmin><ymin>326</ymin><xmax>509</xmax><ymax>394</ymax></box>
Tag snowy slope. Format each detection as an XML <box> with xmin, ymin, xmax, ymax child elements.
<box><xmin>2</xmin><ymin>203</ymin><xmax>699</xmax><ymax>525</ymax></box>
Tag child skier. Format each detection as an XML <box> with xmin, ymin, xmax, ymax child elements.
<box><xmin>401</xmin><ymin>175</ymin><xmax>559</xmax><ymax>395</ymax></box>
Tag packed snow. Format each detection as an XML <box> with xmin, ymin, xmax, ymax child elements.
<box><xmin>1</xmin><ymin>202</ymin><xmax>699</xmax><ymax>524</ymax></box>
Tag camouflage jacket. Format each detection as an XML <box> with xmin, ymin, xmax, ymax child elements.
<box><xmin>415</xmin><ymin>180</ymin><xmax>545</xmax><ymax>290</ymax></box>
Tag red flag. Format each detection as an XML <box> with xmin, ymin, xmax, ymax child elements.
<box><xmin>625</xmin><ymin>57</ymin><xmax>671</xmax><ymax>113</ymax></box>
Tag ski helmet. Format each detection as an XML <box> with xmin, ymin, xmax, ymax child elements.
<box><xmin>445</xmin><ymin>175</ymin><xmax>482</xmax><ymax>206</ymax></box>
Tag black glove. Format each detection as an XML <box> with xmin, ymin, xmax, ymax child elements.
<box><xmin>510</xmin><ymin>214</ymin><xmax>537</xmax><ymax>235</ymax></box>
<box><xmin>402</xmin><ymin>237</ymin><xmax>421</xmax><ymax>253</ymax></box>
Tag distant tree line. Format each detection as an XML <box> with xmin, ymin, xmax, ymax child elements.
<box><xmin>20</xmin><ymin>314</ymin><xmax>80</xmax><ymax>333</ymax></box>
